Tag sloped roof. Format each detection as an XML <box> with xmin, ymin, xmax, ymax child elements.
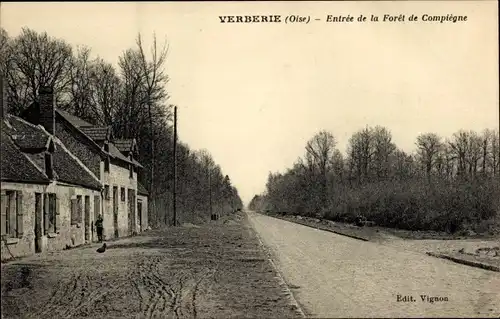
<box><xmin>108</xmin><ymin>142</ymin><xmax>133</xmax><ymax>164</ymax></box>
<box><xmin>1</xmin><ymin>124</ymin><xmax>50</xmax><ymax>184</ymax></box>
<box><xmin>4</xmin><ymin>116</ymin><xmax>54</xmax><ymax>153</ymax></box>
<box><xmin>114</xmin><ymin>139</ymin><xmax>134</xmax><ymax>153</ymax></box>
<box><xmin>57</xmin><ymin>109</ymin><xmax>112</xmax><ymax>142</ymax></box>
<box><xmin>137</xmin><ymin>182</ymin><xmax>149</xmax><ymax>196</ymax></box>
<box><xmin>80</xmin><ymin>126</ymin><xmax>112</xmax><ymax>142</ymax></box>
<box><xmin>9</xmin><ymin>133</ymin><xmax>52</xmax><ymax>152</ymax></box>
<box><xmin>132</xmin><ymin>159</ymin><xmax>142</xmax><ymax>167</ymax></box>
<box><xmin>22</xmin><ymin>102</ymin><xmax>143</xmax><ymax>169</ymax></box>
<box><xmin>56</xmin><ymin>109</ymin><xmax>93</xmax><ymax>127</ymax></box>
<box><xmin>56</xmin><ymin>110</ymin><xmax>137</xmax><ymax>167</ymax></box>
<box><xmin>52</xmin><ymin>139</ymin><xmax>102</xmax><ymax>190</ymax></box>
<box><xmin>113</xmin><ymin>139</ymin><xmax>142</xmax><ymax>168</ymax></box>
<box><xmin>1</xmin><ymin>115</ymin><xmax>102</xmax><ymax>190</ymax></box>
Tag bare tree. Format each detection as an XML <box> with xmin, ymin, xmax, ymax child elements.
<box><xmin>67</xmin><ymin>46</ymin><xmax>94</xmax><ymax>120</ymax></box>
<box><xmin>370</xmin><ymin>126</ymin><xmax>396</xmax><ymax>180</ymax></box>
<box><xmin>449</xmin><ymin>130</ymin><xmax>470</xmax><ymax>178</ymax></box>
<box><xmin>135</xmin><ymin>33</ymin><xmax>171</xmax><ymax>222</ymax></box>
<box><xmin>118</xmin><ymin>49</ymin><xmax>146</xmax><ymax>137</ymax></box>
<box><xmin>391</xmin><ymin>149</ymin><xmax>416</xmax><ymax>181</ymax></box>
<box><xmin>305</xmin><ymin>130</ymin><xmax>337</xmax><ymax>175</ymax></box>
<box><xmin>346</xmin><ymin>127</ymin><xmax>373</xmax><ymax>184</ymax></box>
<box><xmin>466</xmin><ymin>131</ymin><xmax>482</xmax><ymax>177</ymax></box>
<box><xmin>415</xmin><ymin>133</ymin><xmax>442</xmax><ymax>183</ymax></box>
<box><xmin>330</xmin><ymin>149</ymin><xmax>344</xmax><ymax>183</ymax></box>
<box><xmin>89</xmin><ymin>58</ymin><xmax>123</xmax><ymax>127</ymax></box>
<box><xmin>305</xmin><ymin>130</ymin><xmax>337</xmax><ymax>208</ymax></box>
<box><xmin>6</xmin><ymin>28</ymin><xmax>73</xmax><ymax>113</ymax></box>
<box><xmin>489</xmin><ymin>130</ymin><xmax>500</xmax><ymax>176</ymax></box>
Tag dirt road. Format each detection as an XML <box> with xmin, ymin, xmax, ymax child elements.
<box><xmin>1</xmin><ymin>212</ymin><xmax>300</xmax><ymax>319</ymax></box>
<box><xmin>247</xmin><ymin>211</ymin><xmax>500</xmax><ymax>318</ymax></box>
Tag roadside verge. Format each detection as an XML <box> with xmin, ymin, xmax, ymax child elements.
<box><xmin>246</xmin><ymin>213</ymin><xmax>306</xmax><ymax>318</ymax></box>
<box><xmin>264</xmin><ymin>213</ymin><xmax>370</xmax><ymax>242</ymax></box>
<box><xmin>426</xmin><ymin>252</ymin><xmax>500</xmax><ymax>272</ymax></box>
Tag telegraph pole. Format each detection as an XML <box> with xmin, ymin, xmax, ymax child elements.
<box><xmin>209</xmin><ymin>169</ymin><xmax>213</xmax><ymax>220</ymax></box>
<box><xmin>173</xmin><ymin>106</ymin><xmax>178</xmax><ymax>226</ymax></box>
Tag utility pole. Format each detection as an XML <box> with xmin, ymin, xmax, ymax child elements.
<box><xmin>173</xmin><ymin>106</ymin><xmax>178</xmax><ymax>226</ymax></box>
<box><xmin>209</xmin><ymin>169</ymin><xmax>213</xmax><ymax>220</ymax></box>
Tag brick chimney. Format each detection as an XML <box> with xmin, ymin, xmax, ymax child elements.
<box><xmin>39</xmin><ymin>86</ymin><xmax>55</xmax><ymax>135</ymax></box>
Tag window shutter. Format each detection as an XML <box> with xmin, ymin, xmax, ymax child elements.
<box><xmin>55</xmin><ymin>195</ymin><xmax>61</xmax><ymax>233</ymax></box>
<box><xmin>43</xmin><ymin>194</ymin><xmax>49</xmax><ymax>234</ymax></box>
<box><xmin>71</xmin><ymin>198</ymin><xmax>77</xmax><ymax>225</ymax></box>
<box><xmin>1</xmin><ymin>192</ymin><xmax>7</xmax><ymax>236</ymax></box>
<box><xmin>16</xmin><ymin>191</ymin><xmax>23</xmax><ymax>238</ymax></box>
<box><xmin>9</xmin><ymin>192</ymin><xmax>17</xmax><ymax>237</ymax></box>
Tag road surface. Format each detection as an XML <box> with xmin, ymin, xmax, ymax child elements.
<box><xmin>247</xmin><ymin>211</ymin><xmax>500</xmax><ymax>318</ymax></box>
<box><xmin>1</xmin><ymin>213</ymin><xmax>299</xmax><ymax>319</ymax></box>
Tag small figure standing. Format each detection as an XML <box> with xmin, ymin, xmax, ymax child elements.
<box><xmin>95</xmin><ymin>214</ymin><xmax>104</xmax><ymax>242</ymax></box>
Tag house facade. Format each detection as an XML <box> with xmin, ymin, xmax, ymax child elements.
<box><xmin>1</xmin><ymin>83</ymin><xmax>149</xmax><ymax>261</ymax></box>
<box><xmin>1</xmin><ymin>112</ymin><xmax>102</xmax><ymax>261</ymax></box>
<box><xmin>22</xmin><ymin>87</ymin><xmax>147</xmax><ymax>240</ymax></box>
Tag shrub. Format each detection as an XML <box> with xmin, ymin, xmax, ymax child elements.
<box><xmin>322</xmin><ymin>177</ymin><xmax>499</xmax><ymax>233</ymax></box>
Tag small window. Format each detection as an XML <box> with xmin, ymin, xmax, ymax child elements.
<box><xmin>45</xmin><ymin>153</ymin><xmax>54</xmax><ymax>179</ymax></box>
<box><xmin>129</xmin><ymin>164</ymin><xmax>133</xmax><ymax>179</ymax></box>
<box><xmin>121</xmin><ymin>187</ymin><xmax>125</xmax><ymax>202</ymax></box>
<box><xmin>104</xmin><ymin>156</ymin><xmax>110</xmax><ymax>172</ymax></box>
<box><xmin>104</xmin><ymin>185</ymin><xmax>110</xmax><ymax>200</ymax></box>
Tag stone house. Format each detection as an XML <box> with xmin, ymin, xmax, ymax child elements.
<box><xmin>114</xmin><ymin>139</ymin><xmax>149</xmax><ymax>232</ymax></box>
<box><xmin>1</xmin><ymin>110</ymin><xmax>102</xmax><ymax>261</ymax></box>
<box><xmin>22</xmin><ymin>87</ymin><xmax>145</xmax><ymax>240</ymax></box>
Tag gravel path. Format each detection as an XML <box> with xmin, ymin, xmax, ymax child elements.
<box><xmin>247</xmin><ymin>211</ymin><xmax>500</xmax><ymax>318</ymax></box>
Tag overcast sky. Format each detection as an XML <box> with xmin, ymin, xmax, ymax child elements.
<box><xmin>2</xmin><ymin>1</ymin><xmax>498</xmax><ymax>204</ymax></box>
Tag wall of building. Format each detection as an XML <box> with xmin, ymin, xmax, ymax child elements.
<box><xmin>101</xmin><ymin>161</ymin><xmax>137</xmax><ymax>239</ymax></box>
<box><xmin>45</xmin><ymin>183</ymin><xmax>100</xmax><ymax>252</ymax></box>
<box><xmin>137</xmin><ymin>194</ymin><xmax>148</xmax><ymax>231</ymax></box>
<box><xmin>1</xmin><ymin>182</ymin><xmax>45</xmax><ymax>261</ymax></box>
<box><xmin>1</xmin><ymin>181</ymin><xmax>99</xmax><ymax>261</ymax></box>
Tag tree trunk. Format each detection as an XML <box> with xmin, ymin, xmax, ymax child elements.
<box><xmin>148</xmin><ymin>102</ymin><xmax>156</xmax><ymax>226</ymax></box>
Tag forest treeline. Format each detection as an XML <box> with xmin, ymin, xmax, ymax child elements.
<box><xmin>0</xmin><ymin>27</ymin><xmax>243</xmax><ymax>225</ymax></box>
<box><xmin>250</xmin><ymin>126</ymin><xmax>500</xmax><ymax>234</ymax></box>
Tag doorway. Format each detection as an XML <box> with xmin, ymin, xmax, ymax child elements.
<box><xmin>137</xmin><ymin>199</ymin><xmax>142</xmax><ymax>233</ymax></box>
<box><xmin>113</xmin><ymin>186</ymin><xmax>118</xmax><ymax>238</ymax></box>
<box><xmin>93</xmin><ymin>195</ymin><xmax>100</xmax><ymax>242</ymax></box>
<box><xmin>84</xmin><ymin>196</ymin><xmax>90</xmax><ymax>243</ymax></box>
<box><xmin>34</xmin><ymin>193</ymin><xmax>42</xmax><ymax>253</ymax></box>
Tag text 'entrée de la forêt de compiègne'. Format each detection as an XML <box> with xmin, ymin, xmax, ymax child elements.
<box><xmin>218</xmin><ymin>13</ymin><xmax>468</xmax><ymax>25</ymax></box>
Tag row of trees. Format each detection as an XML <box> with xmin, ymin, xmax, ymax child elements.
<box><xmin>250</xmin><ymin>127</ymin><xmax>500</xmax><ymax>233</ymax></box>
<box><xmin>1</xmin><ymin>27</ymin><xmax>243</xmax><ymax>225</ymax></box>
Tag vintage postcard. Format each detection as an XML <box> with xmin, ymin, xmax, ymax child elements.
<box><xmin>1</xmin><ymin>1</ymin><xmax>499</xmax><ymax>318</ymax></box>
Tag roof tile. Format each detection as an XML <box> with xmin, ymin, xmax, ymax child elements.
<box><xmin>80</xmin><ymin>126</ymin><xmax>111</xmax><ymax>142</ymax></box>
<box><xmin>114</xmin><ymin>139</ymin><xmax>134</xmax><ymax>153</ymax></box>
<box><xmin>56</xmin><ymin>109</ymin><xmax>94</xmax><ymax>127</ymax></box>
<box><xmin>1</xmin><ymin>122</ymin><xmax>49</xmax><ymax>183</ymax></box>
<box><xmin>1</xmin><ymin>115</ymin><xmax>102</xmax><ymax>190</ymax></box>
